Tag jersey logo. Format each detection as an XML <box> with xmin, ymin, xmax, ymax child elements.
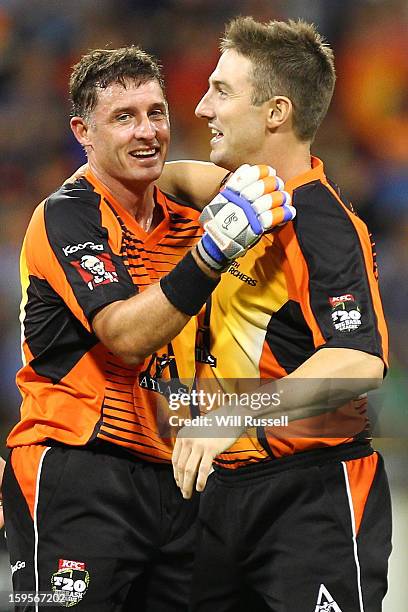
<box><xmin>329</xmin><ymin>294</ymin><xmax>362</xmax><ymax>333</ymax></box>
<box><xmin>139</xmin><ymin>352</ymin><xmax>189</xmax><ymax>400</ymax></box>
<box><xmin>58</xmin><ymin>559</ymin><xmax>85</xmax><ymax>571</ymax></box>
<box><xmin>314</xmin><ymin>584</ymin><xmax>342</xmax><ymax>611</ymax></box>
<box><xmin>62</xmin><ymin>241</ymin><xmax>104</xmax><ymax>257</ymax></box>
<box><xmin>222</xmin><ymin>211</ymin><xmax>239</xmax><ymax>230</ymax></box>
<box><xmin>227</xmin><ymin>261</ymin><xmax>257</xmax><ymax>286</ymax></box>
<box><xmin>71</xmin><ymin>253</ymin><xmax>118</xmax><ymax>290</ymax></box>
<box><xmin>11</xmin><ymin>560</ymin><xmax>25</xmax><ymax>575</ymax></box>
<box><xmin>51</xmin><ymin>559</ymin><xmax>90</xmax><ymax>607</ymax></box>
<box><xmin>328</xmin><ymin>294</ymin><xmax>354</xmax><ymax>306</ymax></box>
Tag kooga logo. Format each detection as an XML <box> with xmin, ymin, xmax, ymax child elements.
<box><xmin>11</xmin><ymin>560</ymin><xmax>26</xmax><ymax>575</ymax></box>
<box><xmin>62</xmin><ymin>242</ymin><xmax>104</xmax><ymax>257</ymax></box>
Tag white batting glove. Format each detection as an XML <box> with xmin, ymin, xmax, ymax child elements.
<box><xmin>196</xmin><ymin>164</ymin><xmax>295</xmax><ymax>270</ymax></box>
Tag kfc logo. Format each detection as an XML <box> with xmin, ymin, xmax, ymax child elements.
<box><xmin>52</xmin><ymin>559</ymin><xmax>90</xmax><ymax>606</ymax></box>
<box><xmin>329</xmin><ymin>294</ymin><xmax>362</xmax><ymax>333</ymax></box>
<box><xmin>72</xmin><ymin>252</ymin><xmax>119</xmax><ymax>290</ymax></box>
<box><xmin>59</xmin><ymin>559</ymin><xmax>86</xmax><ymax>571</ymax></box>
<box><xmin>329</xmin><ymin>294</ymin><xmax>354</xmax><ymax>307</ymax></box>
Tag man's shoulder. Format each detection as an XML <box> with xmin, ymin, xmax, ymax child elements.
<box><xmin>40</xmin><ymin>178</ymin><xmax>108</xmax><ymax>235</ymax></box>
<box><xmin>290</xmin><ymin>175</ymin><xmax>370</xmax><ymax>254</ymax></box>
<box><xmin>293</xmin><ymin>176</ymin><xmax>357</xmax><ymax>217</ymax></box>
<box><xmin>45</xmin><ymin>177</ymin><xmax>101</xmax><ymax>213</ymax></box>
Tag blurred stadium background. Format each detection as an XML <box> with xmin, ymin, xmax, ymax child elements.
<box><xmin>0</xmin><ymin>0</ymin><xmax>407</xmax><ymax>609</ymax></box>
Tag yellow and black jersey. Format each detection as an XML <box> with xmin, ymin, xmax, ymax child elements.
<box><xmin>9</xmin><ymin>170</ymin><xmax>202</xmax><ymax>462</ymax></box>
<box><xmin>195</xmin><ymin>157</ymin><xmax>388</xmax><ymax>468</ymax></box>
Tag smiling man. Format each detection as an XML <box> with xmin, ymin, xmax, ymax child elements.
<box><xmin>167</xmin><ymin>17</ymin><xmax>392</xmax><ymax>612</ymax></box>
<box><xmin>1</xmin><ymin>47</ymin><xmax>294</xmax><ymax>611</ymax></box>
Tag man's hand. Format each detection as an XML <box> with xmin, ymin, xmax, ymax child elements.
<box><xmin>172</xmin><ymin>417</ymin><xmax>244</xmax><ymax>499</ymax></box>
<box><xmin>196</xmin><ymin>164</ymin><xmax>294</xmax><ymax>270</ymax></box>
<box><xmin>171</xmin><ymin>388</ymin><xmax>372</xmax><ymax>500</ymax></box>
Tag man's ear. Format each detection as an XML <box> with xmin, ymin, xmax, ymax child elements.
<box><xmin>70</xmin><ymin>116</ymin><xmax>92</xmax><ymax>147</ymax></box>
<box><xmin>266</xmin><ymin>96</ymin><xmax>292</xmax><ymax>130</ymax></box>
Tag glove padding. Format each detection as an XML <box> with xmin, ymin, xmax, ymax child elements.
<box><xmin>197</xmin><ymin>164</ymin><xmax>295</xmax><ymax>270</ymax></box>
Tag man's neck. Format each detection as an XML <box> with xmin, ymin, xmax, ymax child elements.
<box><xmin>261</xmin><ymin>134</ymin><xmax>312</xmax><ymax>183</ymax></box>
<box><xmin>89</xmin><ymin>164</ymin><xmax>157</xmax><ymax>231</ymax></box>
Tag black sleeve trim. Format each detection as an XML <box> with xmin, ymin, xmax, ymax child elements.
<box><xmin>44</xmin><ymin>181</ymin><xmax>136</xmax><ymax>324</ymax></box>
<box><xmin>293</xmin><ymin>180</ymin><xmax>384</xmax><ymax>359</ymax></box>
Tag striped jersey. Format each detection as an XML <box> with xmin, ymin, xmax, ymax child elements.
<box><xmin>195</xmin><ymin>157</ymin><xmax>388</xmax><ymax>468</ymax></box>
<box><xmin>8</xmin><ymin>170</ymin><xmax>202</xmax><ymax>462</ymax></box>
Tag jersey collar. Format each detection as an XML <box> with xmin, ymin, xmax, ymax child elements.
<box><xmin>284</xmin><ymin>156</ymin><xmax>326</xmax><ymax>194</ymax></box>
<box><xmin>84</xmin><ymin>169</ymin><xmax>170</xmax><ymax>245</ymax></box>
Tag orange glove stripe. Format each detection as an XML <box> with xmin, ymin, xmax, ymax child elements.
<box><xmin>272</xmin><ymin>207</ymin><xmax>286</xmax><ymax>226</ymax></box>
<box><xmin>270</xmin><ymin>191</ymin><xmax>287</xmax><ymax>208</ymax></box>
<box><xmin>256</xmin><ymin>165</ymin><xmax>273</xmax><ymax>180</ymax></box>
<box><xmin>260</xmin><ymin>175</ymin><xmax>281</xmax><ymax>193</ymax></box>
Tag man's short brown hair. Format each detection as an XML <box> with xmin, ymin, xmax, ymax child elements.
<box><xmin>69</xmin><ymin>46</ymin><xmax>165</xmax><ymax>119</ymax></box>
<box><xmin>220</xmin><ymin>17</ymin><xmax>336</xmax><ymax>142</ymax></box>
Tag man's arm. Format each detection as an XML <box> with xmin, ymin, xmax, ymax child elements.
<box><xmin>158</xmin><ymin>161</ymin><xmax>229</xmax><ymax>211</ymax></box>
<box><xmin>66</xmin><ymin>161</ymin><xmax>261</xmax><ymax>212</ymax></box>
<box><xmin>172</xmin><ymin>347</ymin><xmax>384</xmax><ymax>498</ymax></box>
<box><xmin>93</xmin><ymin>167</ymin><xmax>294</xmax><ymax>363</ymax></box>
<box><xmin>62</xmin><ymin>165</ymin><xmax>293</xmax><ymax>365</ymax></box>
<box><xmin>253</xmin><ymin>347</ymin><xmax>383</xmax><ymax>422</ymax></box>
<box><xmin>92</xmin><ymin>248</ymin><xmax>217</xmax><ymax>365</ymax></box>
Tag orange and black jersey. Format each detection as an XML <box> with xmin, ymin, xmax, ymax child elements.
<box><xmin>9</xmin><ymin>170</ymin><xmax>202</xmax><ymax>462</ymax></box>
<box><xmin>195</xmin><ymin>157</ymin><xmax>388</xmax><ymax>468</ymax></box>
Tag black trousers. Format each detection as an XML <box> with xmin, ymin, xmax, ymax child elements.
<box><xmin>3</xmin><ymin>443</ymin><xmax>199</xmax><ymax>611</ymax></box>
<box><xmin>191</xmin><ymin>447</ymin><xmax>392</xmax><ymax>612</ymax></box>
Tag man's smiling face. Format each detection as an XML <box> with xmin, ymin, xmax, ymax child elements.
<box><xmin>195</xmin><ymin>49</ymin><xmax>270</xmax><ymax>171</ymax></box>
<box><xmin>84</xmin><ymin>78</ymin><xmax>170</xmax><ymax>186</ymax></box>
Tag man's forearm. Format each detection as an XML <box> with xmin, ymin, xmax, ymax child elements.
<box><xmin>172</xmin><ymin>347</ymin><xmax>384</xmax><ymax>499</ymax></box>
<box><xmin>92</xmin><ymin>285</ymin><xmax>190</xmax><ymax>366</ymax></box>
<box><xmin>158</xmin><ymin>161</ymin><xmax>229</xmax><ymax>210</ymax></box>
<box><xmin>229</xmin><ymin>347</ymin><xmax>383</xmax><ymax>423</ymax></box>
<box><xmin>93</xmin><ymin>249</ymin><xmax>220</xmax><ymax>365</ymax></box>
